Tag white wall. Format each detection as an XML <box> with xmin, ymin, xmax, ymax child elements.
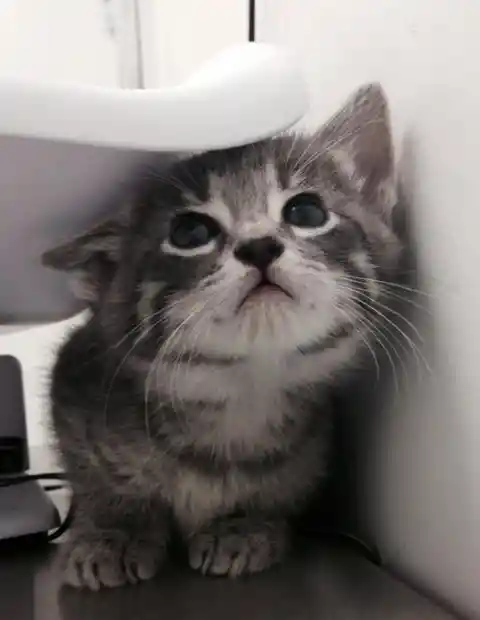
<box><xmin>0</xmin><ymin>0</ymin><xmax>118</xmax><ymax>85</ymax></box>
<box><xmin>137</xmin><ymin>0</ymin><xmax>247</xmax><ymax>87</ymax></box>
<box><xmin>258</xmin><ymin>1</ymin><xmax>480</xmax><ymax>617</ymax></box>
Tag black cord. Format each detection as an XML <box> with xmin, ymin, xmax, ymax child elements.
<box><xmin>248</xmin><ymin>0</ymin><xmax>256</xmax><ymax>42</ymax></box>
<box><xmin>324</xmin><ymin>529</ymin><xmax>382</xmax><ymax>566</ymax></box>
<box><xmin>0</xmin><ymin>472</ymin><xmax>67</xmax><ymax>488</ymax></box>
<box><xmin>42</xmin><ymin>484</ymin><xmax>66</xmax><ymax>492</ymax></box>
<box><xmin>48</xmin><ymin>495</ymin><xmax>75</xmax><ymax>542</ymax></box>
<box><xmin>298</xmin><ymin>524</ymin><xmax>382</xmax><ymax>566</ymax></box>
<box><xmin>0</xmin><ymin>472</ymin><xmax>74</xmax><ymax>542</ymax></box>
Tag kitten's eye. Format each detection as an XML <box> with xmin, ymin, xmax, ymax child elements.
<box><xmin>282</xmin><ymin>192</ymin><xmax>328</xmax><ymax>228</ymax></box>
<box><xmin>169</xmin><ymin>212</ymin><xmax>220</xmax><ymax>249</ymax></box>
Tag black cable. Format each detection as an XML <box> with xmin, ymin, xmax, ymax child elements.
<box><xmin>0</xmin><ymin>472</ymin><xmax>67</xmax><ymax>488</ymax></box>
<box><xmin>48</xmin><ymin>496</ymin><xmax>75</xmax><ymax>542</ymax></box>
<box><xmin>42</xmin><ymin>484</ymin><xmax>66</xmax><ymax>492</ymax></box>
<box><xmin>299</xmin><ymin>524</ymin><xmax>382</xmax><ymax>566</ymax></box>
<box><xmin>0</xmin><ymin>472</ymin><xmax>74</xmax><ymax>542</ymax></box>
<box><xmin>248</xmin><ymin>0</ymin><xmax>256</xmax><ymax>42</ymax></box>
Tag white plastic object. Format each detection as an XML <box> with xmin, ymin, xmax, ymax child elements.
<box><xmin>0</xmin><ymin>43</ymin><xmax>308</xmax><ymax>151</ymax></box>
<box><xmin>0</xmin><ymin>43</ymin><xmax>308</xmax><ymax>323</ymax></box>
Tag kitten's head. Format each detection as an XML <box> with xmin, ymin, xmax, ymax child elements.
<box><xmin>43</xmin><ymin>84</ymin><xmax>401</xmax><ymax>367</ymax></box>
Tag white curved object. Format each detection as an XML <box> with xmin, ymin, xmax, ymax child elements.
<box><xmin>0</xmin><ymin>43</ymin><xmax>308</xmax><ymax>151</ymax></box>
<box><xmin>0</xmin><ymin>43</ymin><xmax>308</xmax><ymax>322</ymax></box>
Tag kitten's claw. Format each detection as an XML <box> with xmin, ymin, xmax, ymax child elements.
<box><xmin>124</xmin><ymin>542</ymin><xmax>161</xmax><ymax>583</ymax></box>
<box><xmin>188</xmin><ymin>518</ymin><xmax>288</xmax><ymax>577</ymax></box>
<box><xmin>60</xmin><ymin>537</ymin><xmax>165</xmax><ymax>590</ymax></box>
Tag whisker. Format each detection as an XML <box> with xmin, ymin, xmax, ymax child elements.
<box><xmin>289</xmin><ymin>131</ymin><xmax>319</xmax><ymax>175</ymax></box>
<box><xmin>102</xmin><ymin>322</ymin><xmax>155</xmax><ymax>429</ymax></box>
<box><xmin>347</xmin><ymin>289</ymin><xmax>431</xmax><ymax>377</ymax></box>
<box><xmin>282</xmin><ymin>130</ymin><xmax>303</xmax><ymax>169</ymax></box>
<box><xmin>108</xmin><ymin>307</ymin><xmax>167</xmax><ymax>352</ymax></box>
<box><xmin>294</xmin><ymin>119</ymin><xmax>385</xmax><ymax>176</ymax></box>
<box><xmin>168</xmin><ymin>301</ymin><xmax>218</xmax><ymax>410</ymax></box>
<box><xmin>165</xmin><ymin>283</ymin><xmax>239</xmax><ymax>410</ymax></box>
<box><xmin>146</xmin><ymin>289</ymin><xmax>225</xmax><ymax>419</ymax></box>
<box><xmin>146</xmin><ymin>301</ymin><xmax>208</xmax><ymax>418</ymax></box>
<box><xmin>339</xmin><ymin>283</ymin><xmax>414</xmax><ymax>377</ymax></box>
<box><xmin>337</xmin><ymin>306</ymin><xmax>380</xmax><ymax>380</ymax></box>
<box><xmin>377</xmin><ymin>287</ymin><xmax>431</xmax><ymax>314</ymax></box>
<box><xmin>338</xmin><ymin>277</ymin><xmax>426</xmax><ymax>344</ymax></box>
<box><xmin>340</xmin><ymin>301</ymin><xmax>401</xmax><ymax>395</ymax></box>
<box><xmin>340</xmin><ymin>273</ymin><xmax>437</xmax><ymax>299</ymax></box>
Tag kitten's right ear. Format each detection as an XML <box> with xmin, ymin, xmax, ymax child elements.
<box><xmin>42</xmin><ymin>219</ymin><xmax>122</xmax><ymax>270</ymax></box>
<box><xmin>316</xmin><ymin>83</ymin><xmax>396</xmax><ymax>217</ymax></box>
<box><xmin>42</xmin><ymin>218</ymin><xmax>124</xmax><ymax>302</ymax></box>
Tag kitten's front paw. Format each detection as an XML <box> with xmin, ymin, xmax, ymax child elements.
<box><xmin>60</xmin><ymin>536</ymin><xmax>166</xmax><ymax>590</ymax></box>
<box><xmin>188</xmin><ymin>518</ymin><xmax>289</xmax><ymax>577</ymax></box>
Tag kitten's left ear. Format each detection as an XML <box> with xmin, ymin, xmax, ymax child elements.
<box><xmin>319</xmin><ymin>83</ymin><xmax>396</xmax><ymax>217</ymax></box>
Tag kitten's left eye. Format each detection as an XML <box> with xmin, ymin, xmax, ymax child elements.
<box><xmin>282</xmin><ymin>192</ymin><xmax>328</xmax><ymax>228</ymax></box>
<box><xmin>169</xmin><ymin>212</ymin><xmax>220</xmax><ymax>250</ymax></box>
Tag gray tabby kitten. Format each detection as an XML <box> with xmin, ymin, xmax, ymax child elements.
<box><xmin>43</xmin><ymin>84</ymin><xmax>401</xmax><ymax>590</ymax></box>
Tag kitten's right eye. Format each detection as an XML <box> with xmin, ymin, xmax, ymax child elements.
<box><xmin>282</xmin><ymin>192</ymin><xmax>328</xmax><ymax>228</ymax></box>
<box><xmin>168</xmin><ymin>212</ymin><xmax>221</xmax><ymax>250</ymax></box>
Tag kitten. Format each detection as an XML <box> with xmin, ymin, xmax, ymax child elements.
<box><xmin>43</xmin><ymin>84</ymin><xmax>401</xmax><ymax>590</ymax></box>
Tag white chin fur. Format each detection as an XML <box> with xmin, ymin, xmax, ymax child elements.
<box><xmin>172</xmin><ymin>290</ymin><xmax>344</xmax><ymax>358</ymax></box>
<box><xmin>217</xmin><ymin>305</ymin><xmax>338</xmax><ymax>356</ymax></box>
<box><xmin>165</xmin><ymin>250</ymin><xmax>351</xmax><ymax>358</ymax></box>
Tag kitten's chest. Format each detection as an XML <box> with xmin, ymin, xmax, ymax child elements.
<box><xmin>222</xmin><ymin>363</ymin><xmax>285</xmax><ymax>443</ymax></box>
<box><xmin>164</xmin><ymin>357</ymin><xmax>292</xmax><ymax>453</ymax></box>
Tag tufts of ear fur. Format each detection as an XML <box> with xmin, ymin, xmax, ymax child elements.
<box><xmin>42</xmin><ymin>218</ymin><xmax>124</xmax><ymax>303</ymax></box>
<box><xmin>317</xmin><ymin>83</ymin><xmax>396</xmax><ymax>217</ymax></box>
<box><xmin>42</xmin><ymin>219</ymin><xmax>123</xmax><ymax>271</ymax></box>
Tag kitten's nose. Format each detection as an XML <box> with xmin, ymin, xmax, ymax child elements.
<box><xmin>234</xmin><ymin>236</ymin><xmax>284</xmax><ymax>270</ymax></box>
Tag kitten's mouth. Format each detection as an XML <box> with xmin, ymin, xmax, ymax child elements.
<box><xmin>237</xmin><ymin>276</ymin><xmax>294</xmax><ymax>310</ymax></box>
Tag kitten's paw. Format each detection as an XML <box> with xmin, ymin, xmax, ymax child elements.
<box><xmin>188</xmin><ymin>518</ymin><xmax>289</xmax><ymax>577</ymax></box>
<box><xmin>60</xmin><ymin>537</ymin><xmax>166</xmax><ymax>590</ymax></box>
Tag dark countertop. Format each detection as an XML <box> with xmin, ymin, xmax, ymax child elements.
<box><xmin>0</xmin><ymin>539</ymin><xmax>458</xmax><ymax>620</ymax></box>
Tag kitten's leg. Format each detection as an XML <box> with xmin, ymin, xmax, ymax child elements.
<box><xmin>59</xmin><ymin>494</ymin><xmax>170</xmax><ymax>590</ymax></box>
<box><xmin>187</xmin><ymin>516</ymin><xmax>289</xmax><ymax>577</ymax></box>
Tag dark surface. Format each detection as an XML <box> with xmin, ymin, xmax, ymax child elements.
<box><xmin>0</xmin><ymin>539</ymin><xmax>458</xmax><ymax>620</ymax></box>
<box><xmin>0</xmin><ymin>355</ymin><xmax>28</xmax><ymax>473</ymax></box>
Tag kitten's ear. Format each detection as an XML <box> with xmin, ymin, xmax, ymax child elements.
<box><xmin>319</xmin><ymin>83</ymin><xmax>396</xmax><ymax>216</ymax></box>
<box><xmin>42</xmin><ymin>218</ymin><xmax>124</xmax><ymax>302</ymax></box>
<box><xmin>42</xmin><ymin>219</ymin><xmax>122</xmax><ymax>270</ymax></box>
